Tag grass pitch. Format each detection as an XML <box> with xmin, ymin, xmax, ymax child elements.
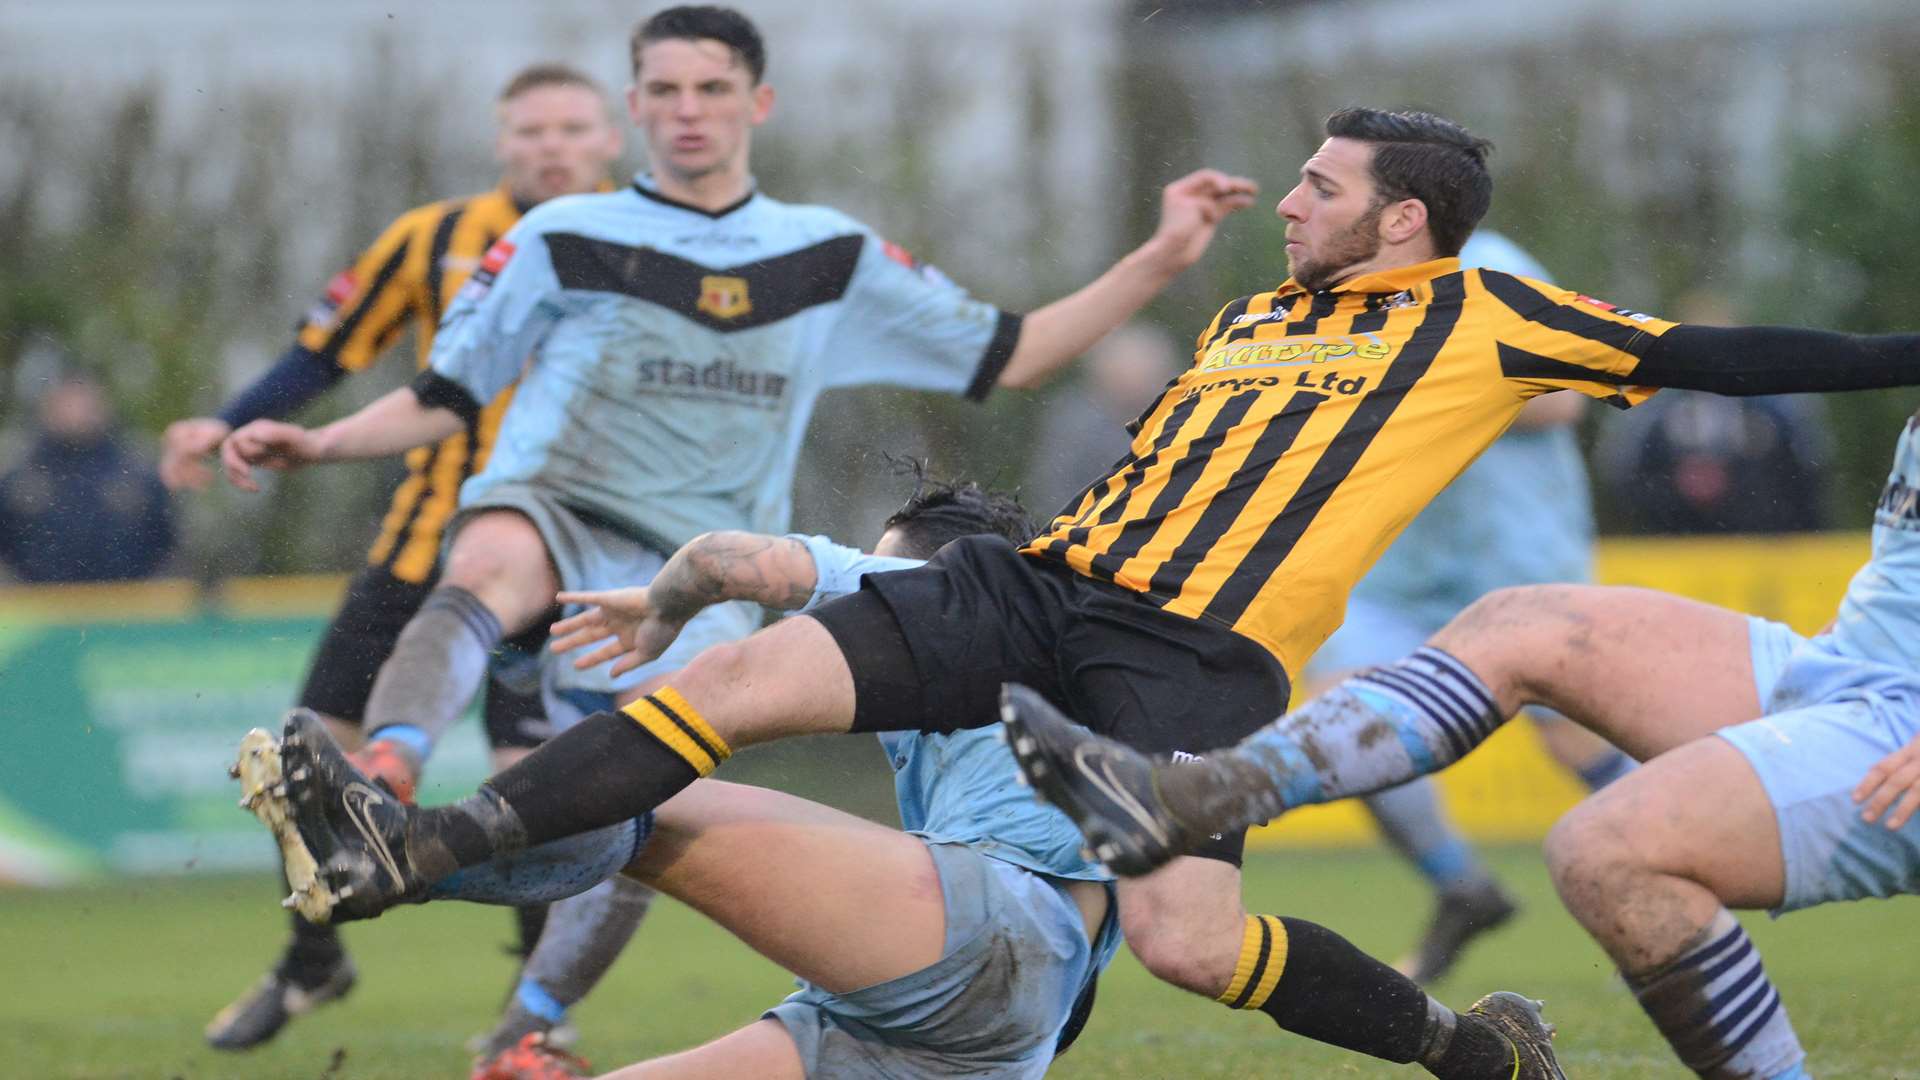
<box><xmin>2</xmin><ymin>847</ymin><xmax>1911</xmax><ymax>1078</ymax></box>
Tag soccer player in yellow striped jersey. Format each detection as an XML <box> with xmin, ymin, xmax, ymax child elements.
<box><xmin>269</xmin><ymin>105</ymin><xmax>1920</xmax><ymax>1079</ymax></box>
<box><xmin>1022</xmin><ymin>224</ymin><xmax>1665</xmax><ymax>681</ymax></box>
<box><xmin>176</xmin><ymin>64</ymin><xmax>622</xmax><ymax>1053</ymax></box>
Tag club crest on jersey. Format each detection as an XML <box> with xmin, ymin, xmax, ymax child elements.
<box><xmin>698</xmin><ymin>275</ymin><xmax>752</xmax><ymax>320</ymax></box>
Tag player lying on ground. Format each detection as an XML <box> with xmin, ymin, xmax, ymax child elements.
<box><xmin>248</xmin><ymin>479</ymin><xmax>1128</xmax><ymax>1078</ymax></box>
<box><xmin>1002</xmin><ymin>411</ymin><xmax>1920</xmax><ymax>1080</ymax></box>
<box><xmin>220</xmin><ymin>6</ymin><xmax>1254</xmax><ymax>1070</ymax></box>
<box><xmin>248</xmin><ymin>104</ymin><xmax>1920</xmax><ymax>1080</ymax></box>
<box><xmin>170</xmin><ymin>62</ymin><xmax>625</xmax><ymax>1054</ymax></box>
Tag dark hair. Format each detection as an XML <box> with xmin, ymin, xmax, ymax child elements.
<box><xmin>882</xmin><ymin>464</ymin><xmax>1035</xmax><ymax>559</ymax></box>
<box><xmin>1324</xmin><ymin>108</ymin><xmax>1493</xmax><ymax>256</ymax></box>
<box><xmin>497</xmin><ymin>63</ymin><xmax>605</xmax><ymax>103</ymax></box>
<box><xmin>631</xmin><ymin>6</ymin><xmax>767</xmax><ymax>83</ymax></box>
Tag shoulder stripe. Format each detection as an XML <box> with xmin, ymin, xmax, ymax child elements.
<box><xmin>1496</xmin><ymin>341</ymin><xmax>1632</xmax><ymax>385</ymax></box>
<box><xmin>546</xmin><ymin>231</ymin><xmax>864</xmax><ymax>332</ymax></box>
<box><xmin>1200</xmin><ymin>273</ymin><xmax>1468</xmax><ymax>628</ymax></box>
<box><xmin>1479</xmin><ymin>269</ymin><xmax>1649</xmax><ymax>354</ymax></box>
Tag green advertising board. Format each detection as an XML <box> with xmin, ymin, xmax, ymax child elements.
<box><xmin>0</xmin><ymin>581</ymin><xmax>492</xmax><ymax>883</ymax></box>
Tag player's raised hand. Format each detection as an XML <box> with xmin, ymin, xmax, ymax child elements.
<box><xmin>1853</xmin><ymin>732</ymin><xmax>1920</xmax><ymax>830</ymax></box>
<box><xmin>1151</xmin><ymin>169</ymin><xmax>1259</xmax><ymax>269</ymax></box>
<box><xmin>221</xmin><ymin>419</ymin><xmax>324</xmax><ymax>492</ymax></box>
<box><xmin>159</xmin><ymin>417</ymin><xmax>232</xmax><ymax>491</ymax></box>
<box><xmin>551</xmin><ymin>587</ymin><xmax>687</xmax><ymax>676</ymax></box>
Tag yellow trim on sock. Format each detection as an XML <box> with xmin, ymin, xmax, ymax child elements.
<box><xmin>620</xmin><ymin>692</ymin><xmax>726</xmax><ymax>776</ymax></box>
<box><xmin>652</xmin><ymin>686</ymin><xmax>732</xmax><ymax>762</ymax></box>
<box><xmin>1242</xmin><ymin>915</ymin><xmax>1289</xmax><ymax>1011</ymax></box>
<box><xmin>1216</xmin><ymin>915</ymin><xmax>1267</xmax><ymax>1007</ymax></box>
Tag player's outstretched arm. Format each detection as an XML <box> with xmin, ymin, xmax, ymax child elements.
<box><xmin>996</xmin><ymin>169</ymin><xmax>1257</xmax><ymax>389</ymax></box>
<box><xmin>220</xmin><ymin>385</ymin><xmax>464</xmax><ymax>491</ymax></box>
<box><xmin>1634</xmin><ymin>323</ymin><xmax>1920</xmax><ymax>395</ymax></box>
<box><xmin>551</xmin><ymin>531</ymin><xmax>819</xmax><ymax>676</ymax></box>
<box><xmin>1854</xmin><ymin>732</ymin><xmax>1920</xmax><ymax>830</ymax></box>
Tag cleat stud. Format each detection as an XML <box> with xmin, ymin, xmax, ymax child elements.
<box><xmin>1013</xmin><ymin>737</ymin><xmax>1035</xmax><ymax>754</ymax></box>
<box><xmin>289</xmin><ymin>767</ymin><xmax>309</xmax><ymax>782</ymax></box>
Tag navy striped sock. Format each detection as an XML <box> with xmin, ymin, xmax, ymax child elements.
<box><xmin>1625</xmin><ymin>910</ymin><xmax>1806</xmax><ymax>1078</ymax></box>
<box><xmin>1237</xmin><ymin>646</ymin><xmax>1505</xmax><ymax>807</ymax></box>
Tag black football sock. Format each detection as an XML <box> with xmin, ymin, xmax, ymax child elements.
<box><xmin>442</xmin><ymin>689</ymin><xmax>730</xmax><ymax>859</ymax></box>
<box><xmin>1220</xmin><ymin>916</ymin><xmax>1515</xmax><ymax>1076</ymax></box>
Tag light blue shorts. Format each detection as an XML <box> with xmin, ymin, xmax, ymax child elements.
<box><xmin>1722</xmin><ymin>617</ymin><xmax>1920</xmax><ymax>911</ymax></box>
<box><xmin>452</xmin><ymin>484</ymin><xmax>758</xmax><ymax>700</ymax></box>
<box><xmin>765</xmin><ymin>841</ymin><xmax>1116</xmax><ymax>1079</ymax></box>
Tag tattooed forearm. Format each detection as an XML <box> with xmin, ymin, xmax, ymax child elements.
<box><xmin>654</xmin><ymin>532</ymin><xmax>819</xmax><ymax>619</ymax></box>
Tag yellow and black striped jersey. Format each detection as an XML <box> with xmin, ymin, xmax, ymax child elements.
<box><xmin>294</xmin><ymin>187</ymin><xmax>525</xmax><ymax>583</ymax></box>
<box><xmin>1022</xmin><ymin>258</ymin><xmax>1676</xmax><ymax>677</ymax></box>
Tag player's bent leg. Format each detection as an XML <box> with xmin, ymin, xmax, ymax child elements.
<box><xmin>596</xmin><ymin>1018</ymin><xmax>803</xmax><ymax>1080</ymax></box>
<box><xmin>629</xmin><ymin>779</ymin><xmax>945</xmax><ymax>992</ymax></box>
<box><xmin>356</xmin><ymin>510</ymin><xmax>562</xmax><ymax>781</ymax></box>
<box><xmin>631</xmin><ymin>780</ymin><xmax>1109</xmax><ymax>1076</ymax></box>
<box><xmin>1435</xmin><ymin>584</ymin><xmax>1760</xmax><ymax>760</ymax></box>
<box><xmin>1545</xmin><ymin>736</ymin><xmax>1806</xmax><ymax>1078</ymax></box>
<box><xmin>1116</xmin><ymin>859</ymin><xmax>1564</xmax><ymax>1078</ymax></box>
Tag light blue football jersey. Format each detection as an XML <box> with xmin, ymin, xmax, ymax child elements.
<box><xmin>794</xmin><ymin>534</ymin><xmax>1112</xmax><ymax>883</ymax></box>
<box><xmin>1346</xmin><ymin>231</ymin><xmax>1594</xmax><ymax>629</ymax></box>
<box><xmin>427</xmin><ymin>174</ymin><xmax>1019</xmax><ymax>554</ymax></box>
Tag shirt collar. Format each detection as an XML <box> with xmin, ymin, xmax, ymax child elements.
<box><xmin>1275</xmin><ymin>256</ymin><xmax>1462</xmax><ymax>298</ymax></box>
<box><xmin>631</xmin><ymin>171</ymin><xmax>757</xmax><ymax>219</ymax></box>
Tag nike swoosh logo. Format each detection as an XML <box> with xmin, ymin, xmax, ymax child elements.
<box><xmin>342</xmin><ymin>782</ymin><xmax>405</xmax><ymax>887</ymax></box>
<box><xmin>1072</xmin><ymin>744</ymin><xmax>1173</xmax><ymax>848</ymax></box>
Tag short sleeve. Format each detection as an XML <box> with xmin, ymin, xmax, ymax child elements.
<box><xmin>789</xmin><ymin>533</ymin><xmax>924</xmax><ymax>612</ymax></box>
<box><xmin>1479</xmin><ymin>270</ymin><xmax>1679</xmax><ymax>409</ymax></box>
<box><xmin>296</xmin><ymin>208</ymin><xmax>428</xmax><ymax>372</ymax></box>
<box><xmin>820</xmin><ymin>235</ymin><xmax>1022</xmax><ymax>401</ymax></box>
<box><xmin>427</xmin><ymin>221</ymin><xmax>567</xmax><ymax>406</ymax></box>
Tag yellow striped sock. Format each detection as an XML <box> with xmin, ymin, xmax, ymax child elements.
<box><xmin>619</xmin><ymin>687</ymin><xmax>732</xmax><ymax>776</ymax></box>
<box><xmin>1216</xmin><ymin>914</ymin><xmax>1289</xmax><ymax>1011</ymax></box>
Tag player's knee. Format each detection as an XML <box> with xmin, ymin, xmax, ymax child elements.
<box><xmin>1544</xmin><ymin>797</ymin><xmax>1643</xmax><ymax>908</ymax></box>
<box><xmin>442</xmin><ymin>513</ymin><xmax>555</xmax><ymax>608</ymax></box>
<box><xmin>1118</xmin><ymin>902</ymin><xmax>1237</xmax><ymax>998</ymax></box>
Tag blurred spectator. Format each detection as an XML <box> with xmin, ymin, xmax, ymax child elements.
<box><xmin>1597</xmin><ymin>289</ymin><xmax>1832</xmax><ymax>534</ymax></box>
<box><xmin>1027</xmin><ymin>321</ymin><xmax>1184</xmax><ymax>514</ymax></box>
<box><xmin>0</xmin><ymin>372</ymin><xmax>175</xmax><ymax>582</ymax></box>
